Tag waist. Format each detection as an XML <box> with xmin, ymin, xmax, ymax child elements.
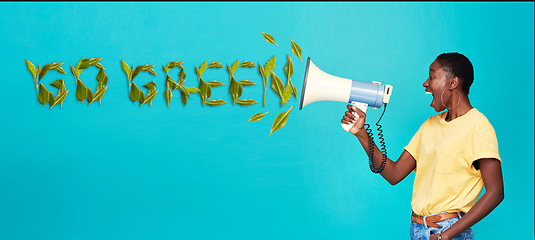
<box><xmin>411</xmin><ymin>211</ymin><xmax>465</xmax><ymax>228</ymax></box>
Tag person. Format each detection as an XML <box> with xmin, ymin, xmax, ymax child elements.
<box><xmin>341</xmin><ymin>52</ymin><xmax>504</xmax><ymax>240</ymax></box>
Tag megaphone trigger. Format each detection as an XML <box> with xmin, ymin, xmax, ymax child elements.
<box><xmin>341</xmin><ymin>101</ymin><xmax>368</xmax><ymax>132</ymax></box>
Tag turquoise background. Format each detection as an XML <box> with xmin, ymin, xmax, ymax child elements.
<box><xmin>1</xmin><ymin>2</ymin><xmax>533</xmax><ymax>239</ymax></box>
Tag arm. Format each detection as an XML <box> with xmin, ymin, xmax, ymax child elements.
<box><xmin>430</xmin><ymin>158</ymin><xmax>504</xmax><ymax>240</ymax></box>
<box><xmin>341</xmin><ymin>104</ymin><xmax>416</xmax><ymax>185</ymax></box>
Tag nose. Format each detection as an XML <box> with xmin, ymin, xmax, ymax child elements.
<box><xmin>422</xmin><ymin>78</ymin><xmax>429</xmax><ymax>87</ymax></box>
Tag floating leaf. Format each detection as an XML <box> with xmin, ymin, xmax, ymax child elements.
<box><xmin>237</xmin><ymin>99</ymin><xmax>258</xmax><ymax>106</ymax></box>
<box><xmin>270</xmin><ymin>71</ymin><xmax>284</xmax><ymax>99</ymax></box>
<box><xmin>229</xmin><ymin>77</ymin><xmax>240</xmax><ymax>103</ymax></box>
<box><xmin>130</xmin><ymin>82</ymin><xmax>141</xmax><ymax>103</ymax></box>
<box><xmin>48</xmin><ymin>90</ymin><xmax>55</xmax><ymax>107</ymax></box>
<box><xmin>290</xmin><ymin>80</ymin><xmax>298</xmax><ymax>98</ymax></box>
<box><xmin>206</xmin><ymin>99</ymin><xmax>227</xmax><ymax>106</ymax></box>
<box><xmin>291</xmin><ymin>39</ymin><xmax>303</xmax><ymax>62</ymax></box>
<box><xmin>86</xmin><ymin>87</ymin><xmax>93</xmax><ymax>105</ymax></box>
<box><xmin>281</xmin><ymin>83</ymin><xmax>292</xmax><ymax>107</ymax></box>
<box><xmin>264</xmin><ymin>56</ymin><xmax>276</xmax><ymax>80</ymax></box>
<box><xmin>76</xmin><ymin>80</ymin><xmax>88</xmax><ymax>102</ymax></box>
<box><xmin>285</xmin><ymin>56</ymin><xmax>294</xmax><ymax>79</ymax></box>
<box><xmin>141</xmin><ymin>90</ymin><xmax>158</xmax><ymax>106</ymax></box>
<box><xmin>143</xmin><ymin>81</ymin><xmax>157</xmax><ymax>91</ymax></box>
<box><xmin>207</xmin><ymin>62</ymin><xmax>223</xmax><ymax>68</ymax></box>
<box><xmin>92</xmin><ymin>86</ymin><xmax>108</xmax><ymax>105</ymax></box>
<box><xmin>38</xmin><ymin>83</ymin><xmax>49</xmax><ymax>105</ymax></box>
<box><xmin>50</xmin><ymin>79</ymin><xmax>64</xmax><ymax>89</ymax></box>
<box><xmin>148</xmin><ymin>68</ymin><xmax>157</xmax><ymax>76</ymax></box>
<box><xmin>239</xmin><ymin>61</ymin><xmax>256</xmax><ymax>67</ymax></box>
<box><xmin>238</xmin><ymin>80</ymin><xmax>256</xmax><ymax>86</ymax></box>
<box><xmin>121</xmin><ymin>60</ymin><xmax>131</xmax><ymax>78</ymax></box>
<box><xmin>270</xmin><ymin>106</ymin><xmax>293</xmax><ymax>135</ymax></box>
<box><xmin>39</xmin><ymin>64</ymin><xmax>50</xmax><ymax>82</ymax></box>
<box><xmin>231</xmin><ymin>60</ymin><xmax>240</xmax><ymax>75</ymax></box>
<box><xmin>180</xmin><ymin>89</ymin><xmax>188</xmax><ymax>106</ymax></box>
<box><xmin>54</xmin><ymin>89</ymin><xmax>69</xmax><ymax>108</ymax></box>
<box><xmin>183</xmin><ymin>86</ymin><xmax>200</xmax><ymax>93</ymax></box>
<box><xmin>206</xmin><ymin>80</ymin><xmax>225</xmax><ymax>87</ymax></box>
<box><xmin>56</xmin><ymin>67</ymin><xmax>66</xmax><ymax>74</ymax></box>
<box><xmin>165</xmin><ymin>87</ymin><xmax>172</xmax><ymax>107</ymax></box>
<box><xmin>132</xmin><ymin>66</ymin><xmax>143</xmax><ymax>80</ymax></box>
<box><xmin>261</xmin><ymin>32</ymin><xmax>278</xmax><ymax>46</ymax></box>
<box><xmin>198</xmin><ymin>61</ymin><xmax>207</xmax><ymax>77</ymax></box>
<box><xmin>26</xmin><ymin>59</ymin><xmax>37</xmax><ymax>78</ymax></box>
<box><xmin>248</xmin><ymin>112</ymin><xmax>268</xmax><ymax>122</ymax></box>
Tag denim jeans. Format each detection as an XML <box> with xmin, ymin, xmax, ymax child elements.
<box><xmin>410</xmin><ymin>212</ymin><xmax>474</xmax><ymax>240</ymax></box>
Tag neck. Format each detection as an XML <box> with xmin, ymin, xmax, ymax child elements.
<box><xmin>446</xmin><ymin>94</ymin><xmax>473</xmax><ymax>121</ymax></box>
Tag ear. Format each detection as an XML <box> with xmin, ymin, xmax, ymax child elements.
<box><xmin>449</xmin><ymin>77</ymin><xmax>460</xmax><ymax>90</ymax></box>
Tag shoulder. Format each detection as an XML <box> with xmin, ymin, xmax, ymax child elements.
<box><xmin>468</xmin><ymin>108</ymin><xmax>495</xmax><ymax>130</ymax></box>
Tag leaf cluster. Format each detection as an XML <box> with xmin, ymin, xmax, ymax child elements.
<box><xmin>197</xmin><ymin>61</ymin><xmax>227</xmax><ymax>106</ymax></box>
<box><xmin>227</xmin><ymin>60</ymin><xmax>258</xmax><ymax>106</ymax></box>
<box><xmin>72</xmin><ymin>58</ymin><xmax>108</xmax><ymax>105</ymax></box>
<box><xmin>164</xmin><ymin>61</ymin><xmax>200</xmax><ymax>107</ymax></box>
<box><xmin>26</xmin><ymin>59</ymin><xmax>68</xmax><ymax>108</ymax></box>
<box><xmin>122</xmin><ymin>60</ymin><xmax>159</xmax><ymax>106</ymax></box>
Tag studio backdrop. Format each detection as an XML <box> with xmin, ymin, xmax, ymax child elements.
<box><xmin>0</xmin><ymin>2</ymin><xmax>533</xmax><ymax>240</ymax></box>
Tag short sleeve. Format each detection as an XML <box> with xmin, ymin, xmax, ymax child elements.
<box><xmin>471</xmin><ymin>123</ymin><xmax>501</xmax><ymax>163</ymax></box>
<box><xmin>403</xmin><ymin>120</ymin><xmax>428</xmax><ymax>162</ymax></box>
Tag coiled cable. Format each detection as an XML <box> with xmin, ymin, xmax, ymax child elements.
<box><xmin>366</xmin><ymin>103</ymin><xmax>388</xmax><ymax>173</ymax></box>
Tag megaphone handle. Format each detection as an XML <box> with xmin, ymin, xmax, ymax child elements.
<box><xmin>341</xmin><ymin>102</ymin><xmax>368</xmax><ymax>132</ymax></box>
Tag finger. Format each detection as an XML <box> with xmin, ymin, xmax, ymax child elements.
<box><xmin>345</xmin><ymin>111</ymin><xmax>356</xmax><ymax>119</ymax></box>
<box><xmin>342</xmin><ymin>115</ymin><xmax>355</xmax><ymax>122</ymax></box>
<box><xmin>352</xmin><ymin>106</ymin><xmax>366</xmax><ymax>118</ymax></box>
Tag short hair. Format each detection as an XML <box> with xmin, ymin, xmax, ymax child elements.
<box><xmin>435</xmin><ymin>52</ymin><xmax>474</xmax><ymax>95</ymax></box>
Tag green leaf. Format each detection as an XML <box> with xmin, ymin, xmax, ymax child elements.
<box><xmin>56</xmin><ymin>67</ymin><xmax>66</xmax><ymax>74</ymax></box>
<box><xmin>238</xmin><ymin>84</ymin><xmax>243</xmax><ymax>98</ymax></box>
<box><xmin>270</xmin><ymin>106</ymin><xmax>293</xmax><ymax>135</ymax></box>
<box><xmin>264</xmin><ymin>56</ymin><xmax>276</xmax><ymax>80</ymax></box>
<box><xmin>238</xmin><ymin>80</ymin><xmax>256</xmax><ymax>86</ymax></box>
<box><xmin>281</xmin><ymin>83</ymin><xmax>292</xmax><ymax>107</ymax></box>
<box><xmin>206</xmin><ymin>80</ymin><xmax>225</xmax><ymax>87</ymax></box>
<box><xmin>38</xmin><ymin>83</ymin><xmax>49</xmax><ymax>105</ymax></box>
<box><xmin>138</xmin><ymin>89</ymin><xmax>145</xmax><ymax>104</ymax></box>
<box><xmin>199</xmin><ymin>61</ymin><xmax>207</xmax><ymax>77</ymax></box>
<box><xmin>96</xmin><ymin>68</ymin><xmax>107</xmax><ymax>83</ymax></box>
<box><xmin>163</xmin><ymin>65</ymin><xmax>169</xmax><ymax>74</ymax></box>
<box><xmin>258</xmin><ymin>63</ymin><xmax>265</xmax><ymax>79</ymax></box>
<box><xmin>86</xmin><ymin>87</ymin><xmax>93</xmax><ymax>105</ymax></box>
<box><xmin>130</xmin><ymin>82</ymin><xmax>141</xmax><ymax>103</ymax></box>
<box><xmin>121</xmin><ymin>60</ymin><xmax>131</xmax><ymax>78</ymax></box>
<box><xmin>76</xmin><ymin>80</ymin><xmax>88</xmax><ymax>102</ymax></box>
<box><xmin>54</xmin><ymin>89</ymin><xmax>69</xmax><ymax>108</ymax></box>
<box><xmin>143</xmin><ymin>81</ymin><xmax>157</xmax><ymax>91</ymax></box>
<box><xmin>131</xmin><ymin>65</ymin><xmax>143</xmax><ymax>80</ymax></box>
<box><xmin>78</xmin><ymin>61</ymin><xmax>91</xmax><ymax>70</ymax></box>
<box><xmin>206</xmin><ymin>99</ymin><xmax>227</xmax><ymax>106</ymax></box>
<box><xmin>239</xmin><ymin>61</ymin><xmax>256</xmax><ymax>67</ymax></box>
<box><xmin>285</xmin><ymin>56</ymin><xmax>294</xmax><ymax>79</ymax></box>
<box><xmin>142</xmin><ymin>64</ymin><xmax>156</xmax><ymax>71</ymax></box>
<box><xmin>291</xmin><ymin>39</ymin><xmax>303</xmax><ymax>62</ymax></box>
<box><xmin>261</xmin><ymin>32</ymin><xmax>278</xmax><ymax>46</ymax></box>
<box><xmin>48</xmin><ymin>90</ymin><xmax>55</xmax><ymax>108</ymax></box>
<box><xmin>92</xmin><ymin>86</ymin><xmax>108</xmax><ymax>105</ymax></box>
<box><xmin>207</xmin><ymin>62</ymin><xmax>223</xmax><ymax>68</ymax></box>
<box><xmin>179</xmin><ymin>65</ymin><xmax>186</xmax><ymax>80</ymax></box>
<box><xmin>229</xmin><ymin>77</ymin><xmax>240</xmax><ymax>103</ymax></box>
<box><xmin>290</xmin><ymin>79</ymin><xmax>298</xmax><ymax>98</ymax></box>
<box><xmin>237</xmin><ymin>99</ymin><xmax>258</xmax><ymax>106</ymax></box>
<box><xmin>231</xmin><ymin>60</ymin><xmax>240</xmax><ymax>75</ymax></box>
<box><xmin>180</xmin><ymin>89</ymin><xmax>188</xmax><ymax>106</ymax></box>
<box><xmin>95</xmin><ymin>63</ymin><xmax>104</xmax><ymax>70</ymax></box>
<box><xmin>226</xmin><ymin>65</ymin><xmax>232</xmax><ymax>75</ymax></box>
<box><xmin>183</xmin><ymin>86</ymin><xmax>200</xmax><ymax>93</ymax></box>
<box><xmin>148</xmin><ymin>68</ymin><xmax>157</xmax><ymax>76</ymax></box>
<box><xmin>50</xmin><ymin>79</ymin><xmax>64</xmax><ymax>89</ymax></box>
<box><xmin>270</xmin><ymin>71</ymin><xmax>284</xmax><ymax>99</ymax></box>
<box><xmin>38</xmin><ymin>64</ymin><xmax>51</xmax><ymax>82</ymax></box>
<box><xmin>165</xmin><ymin>87</ymin><xmax>172</xmax><ymax>107</ymax></box>
<box><xmin>248</xmin><ymin>112</ymin><xmax>269</xmax><ymax>122</ymax></box>
<box><xmin>88</xmin><ymin>58</ymin><xmax>102</xmax><ymax>65</ymax></box>
<box><xmin>141</xmin><ymin>90</ymin><xmax>158</xmax><ymax>107</ymax></box>
<box><xmin>70</xmin><ymin>64</ymin><xmax>77</xmax><ymax>77</ymax></box>
<box><xmin>26</xmin><ymin>59</ymin><xmax>37</xmax><ymax>79</ymax></box>
<box><xmin>195</xmin><ymin>66</ymin><xmax>200</xmax><ymax>76</ymax></box>
<box><xmin>199</xmin><ymin>79</ymin><xmax>209</xmax><ymax>105</ymax></box>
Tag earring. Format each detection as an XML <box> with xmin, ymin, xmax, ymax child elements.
<box><xmin>440</xmin><ymin>88</ymin><xmax>461</xmax><ymax>109</ymax></box>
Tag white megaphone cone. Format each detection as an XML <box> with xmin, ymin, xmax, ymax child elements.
<box><xmin>299</xmin><ymin>57</ymin><xmax>393</xmax><ymax>132</ymax></box>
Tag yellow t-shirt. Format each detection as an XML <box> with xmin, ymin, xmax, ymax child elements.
<box><xmin>404</xmin><ymin>108</ymin><xmax>501</xmax><ymax>216</ymax></box>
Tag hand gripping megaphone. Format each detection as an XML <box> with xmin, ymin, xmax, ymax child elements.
<box><xmin>299</xmin><ymin>57</ymin><xmax>393</xmax><ymax>132</ymax></box>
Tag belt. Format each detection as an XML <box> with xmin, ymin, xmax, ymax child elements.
<box><xmin>411</xmin><ymin>211</ymin><xmax>464</xmax><ymax>228</ymax></box>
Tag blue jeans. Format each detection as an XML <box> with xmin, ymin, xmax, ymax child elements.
<box><xmin>410</xmin><ymin>212</ymin><xmax>474</xmax><ymax>240</ymax></box>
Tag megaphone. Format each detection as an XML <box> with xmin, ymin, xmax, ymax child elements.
<box><xmin>299</xmin><ymin>57</ymin><xmax>393</xmax><ymax>131</ymax></box>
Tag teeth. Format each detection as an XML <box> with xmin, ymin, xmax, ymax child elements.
<box><xmin>425</xmin><ymin>91</ymin><xmax>433</xmax><ymax>95</ymax></box>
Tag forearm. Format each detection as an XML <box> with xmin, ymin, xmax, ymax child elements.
<box><xmin>355</xmin><ymin>130</ymin><xmax>400</xmax><ymax>185</ymax></box>
<box><xmin>441</xmin><ymin>191</ymin><xmax>504</xmax><ymax>239</ymax></box>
